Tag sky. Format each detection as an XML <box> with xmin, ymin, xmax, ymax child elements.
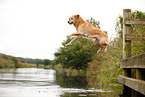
<box><xmin>0</xmin><ymin>0</ymin><xmax>145</xmax><ymax>60</ymax></box>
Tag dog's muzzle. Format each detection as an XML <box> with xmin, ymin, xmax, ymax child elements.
<box><xmin>68</xmin><ymin>21</ymin><xmax>73</xmax><ymax>24</ymax></box>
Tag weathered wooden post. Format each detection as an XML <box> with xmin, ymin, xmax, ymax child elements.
<box><xmin>123</xmin><ymin>9</ymin><xmax>131</xmax><ymax>59</ymax></box>
<box><xmin>123</xmin><ymin>9</ymin><xmax>132</xmax><ymax>97</ymax></box>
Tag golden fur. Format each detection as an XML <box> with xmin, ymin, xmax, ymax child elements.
<box><xmin>66</xmin><ymin>15</ymin><xmax>109</xmax><ymax>54</ymax></box>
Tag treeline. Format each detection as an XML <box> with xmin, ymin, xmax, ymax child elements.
<box><xmin>17</xmin><ymin>57</ymin><xmax>52</xmax><ymax>66</ymax></box>
<box><xmin>0</xmin><ymin>53</ymin><xmax>52</xmax><ymax>68</ymax></box>
<box><xmin>53</xmin><ymin>10</ymin><xmax>145</xmax><ymax>88</ymax></box>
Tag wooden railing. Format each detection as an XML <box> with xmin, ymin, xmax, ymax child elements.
<box><xmin>118</xmin><ymin>9</ymin><xmax>145</xmax><ymax>97</ymax></box>
<box><xmin>118</xmin><ymin>53</ymin><xmax>145</xmax><ymax>96</ymax></box>
<box><xmin>121</xmin><ymin>53</ymin><xmax>145</xmax><ymax>69</ymax></box>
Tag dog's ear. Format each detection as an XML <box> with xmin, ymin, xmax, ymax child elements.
<box><xmin>76</xmin><ymin>15</ymin><xmax>79</xmax><ymax>18</ymax></box>
<box><xmin>74</xmin><ymin>15</ymin><xmax>79</xmax><ymax>19</ymax></box>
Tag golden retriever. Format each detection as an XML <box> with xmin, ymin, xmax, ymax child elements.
<box><xmin>66</xmin><ymin>15</ymin><xmax>109</xmax><ymax>54</ymax></box>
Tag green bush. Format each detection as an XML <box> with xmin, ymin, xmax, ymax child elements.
<box><xmin>53</xmin><ymin>37</ymin><xmax>98</xmax><ymax>70</ymax></box>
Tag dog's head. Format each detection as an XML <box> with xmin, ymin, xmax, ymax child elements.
<box><xmin>68</xmin><ymin>15</ymin><xmax>79</xmax><ymax>25</ymax></box>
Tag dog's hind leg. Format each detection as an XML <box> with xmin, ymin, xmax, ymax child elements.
<box><xmin>97</xmin><ymin>48</ymin><xmax>101</xmax><ymax>54</ymax></box>
<box><xmin>93</xmin><ymin>38</ymin><xmax>103</xmax><ymax>54</ymax></box>
<box><xmin>104</xmin><ymin>44</ymin><xmax>108</xmax><ymax>53</ymax></box>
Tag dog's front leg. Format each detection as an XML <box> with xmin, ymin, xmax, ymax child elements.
<box><xmin>67</xmin><ymin>32</ymin><xmax>83</xmax><ymax>37</ymax></box>
<box><xmin>65</xmin><ymin>36</ymin><xmax>80</xmax><ymax>46</ymax></box>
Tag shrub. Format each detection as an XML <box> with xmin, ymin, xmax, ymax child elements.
<box><xmin>53</xmin><ymin>37</ymin><xmax>98</xmax><ymax>70</ymax></box>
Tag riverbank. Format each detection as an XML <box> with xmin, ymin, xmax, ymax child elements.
<box><xmin>53</xmin><ymin>63</ymin><xmax>122</xmax><ymax>96</ymax></box>
<box><xmin>53</xmin><ymin>63</ymin><xmax>86</xmax><ymax>77</ymax></box>
<box><xmin>0</xmin><ymin>62</ymin><xmax>52</xmax><ymax>69</ymax></box>
<box><xmin>0</xmin><ymin>53</ymin><xmax>52</xmax><ymax>69</ymax></box>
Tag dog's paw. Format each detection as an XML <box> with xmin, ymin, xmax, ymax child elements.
<box><xmin>66</xmin><ymin>35</ymin><xmax>71</xmax><ymax>37</ymax></box>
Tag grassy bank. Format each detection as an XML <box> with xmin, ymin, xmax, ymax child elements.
<box><xmin>0</xmin><ymin>53</ymin><xmax>36</xmax><ymax>68</ymax></box>
<box><xmin>0</xmin><ymin>53</ymin><xmax>52</xmax><ymax>69</ymax></box>
<box><xmin>53</xmin><ymin>63</ymin><xmax>86</xmax><ymax>77</ymax></box>
<box><xmin>18</xmin><ymin>63</ymin><xmax>37</xmax><ymax>68</ymax></box>
<box><xmin>87</xmin><ymin>50</ymin><xmax>122</xmax><ymax>88</ymax></box>
<box><xmin>0</xmin><ymin>53</ymin><xmax>18</xmax><ymax>68</ymax></box>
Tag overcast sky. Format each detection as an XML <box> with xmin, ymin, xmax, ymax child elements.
<box><xmin>0</xmin><ymin>0</ymin><xmax>145</xmax><ymax>60</ymax></box>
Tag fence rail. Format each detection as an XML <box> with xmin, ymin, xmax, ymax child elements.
<box><xmin>125</xmin><ymin>18</ymin><xmax>145</xmax><ymax>25</ymax></box>
<box><xmin>121</xmin><ymin>53</ymin><xmax>145</xmax><ymax>68</ymax></box>
<box><xmin>118</xmin><ymin>75</ymin><xmax>145</xmax><ymax>95</ymax></box>
<box><xmin>125</xmin><ymin>35</ymin><xmax>145</xmax><ymax>41</ymax></box>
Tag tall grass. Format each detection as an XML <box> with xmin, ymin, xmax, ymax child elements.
<box><xmin>18</xmin><ymin>63</ymin><xmax>37</xmax><ymax>68</ymax></box>
<box><xmin>53</xmin><ymin>63</ymin><xmax>86</xmax><ymax>77</ymax></box>
<box><xmin>87</xmin><ymin>38</ymin><xmax>123</xmax><ymax>89</ymax></box>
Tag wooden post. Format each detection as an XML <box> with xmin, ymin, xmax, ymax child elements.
<box><xmin>123</xmin><ymin>9</ymin><xmax>131</xmax><ymax>59</ymax></box>
<box><xmin>123</xmin><ymin>9</ymin><xmax>132</xmax><ymax>97</ymax></box>
<box><xmin>136</xmin><ymin>69</ymin><xmax>142</xmax><ymax>80</ymax></box>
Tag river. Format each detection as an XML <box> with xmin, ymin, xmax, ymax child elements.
<box><xmin>0</xmin><ymin>68</ymin><xmax>121</xmax><ymax>97</ymax></box>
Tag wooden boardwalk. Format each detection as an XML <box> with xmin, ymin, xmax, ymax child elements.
<box><xmin>118</xmin><ymin>9</ymin><xmax>145</xmax><ymax>97</ymax></box>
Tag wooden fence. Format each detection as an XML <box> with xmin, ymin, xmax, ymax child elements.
<box><xmin>118</xmin><ymin>9</ymin><xmax>145</xmax><ymax>97</ymax></box>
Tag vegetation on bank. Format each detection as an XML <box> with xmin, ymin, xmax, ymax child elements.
<box><xmin>53</xmin><ymin>10</ymin><xmax>145</xmax><ymax>88</ymax></box>
<box><xmin>0</xmin><ymin>53</ymin><xmax>52</xmax><ymax>69</ymax></box>
<box><xmin>53</xmin><ymin>63</ymin><xmax>86</xmax><ymax>77</ymax></box>
<box><xmin>0</xmin><ymin>53</ymin><xmax>34</xmax><ymax>68</ymax></box>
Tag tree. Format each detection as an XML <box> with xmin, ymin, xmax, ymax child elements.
<box><xmin>86</xmin><ymin>17</ymin><xmax>100</xmax><ymax>29</ymax></box>
<box><xmin>11</xmin><ymin>57</ymin><xmax>19</xmax><ymax>68</ymax></box>
<box><xmin>44</xmin><ymin>59</ymin><xmax>51</xmax><ymax>66</ymax></box>
<box><xmin>53</xmin><ymin>37</ymin><xmax>98</xmax><ymax>70</ymax></box>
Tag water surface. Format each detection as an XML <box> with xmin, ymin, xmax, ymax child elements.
<box><xmin>0</xmin><ymin>68</ymin><xmax>120</xmax><ymax>97</ymax></box>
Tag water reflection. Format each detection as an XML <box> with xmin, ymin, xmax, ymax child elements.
<box><xmin>55</xmin><ymin>71</ymin><xmax>88</xmax><ymax>89</ymax></box>
<box><xmin>55</xmin><ymin>70</ymin><xmax>117</xmax><ymax>97</ymax></box>
<box><xmin>0</xmin><ymin>68</ymin><xmax>121</xmax><ymax>97</ymax></box>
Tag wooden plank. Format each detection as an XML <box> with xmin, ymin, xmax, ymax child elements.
<box><xmin>125</xmin><ymin>19</ymin><xmax>145</xmax><ymax>25</ymax></box>
<box><xmin>121</xmin><ymin>53</ymin><xmax>145</xmax><ymax>68</ymax></box>
<box><xmin>118</xmin><ymin>75</ymin><xmax>145</xmax><ymax>95</ymax></box>
<box><xmin>126</xmin><ymin>35</ymin><xmax>145</xmax><ymax>41</ymax></box>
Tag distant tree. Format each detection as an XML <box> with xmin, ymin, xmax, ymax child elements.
<box><xmin>86</xmin><ymin>17</ymin><xmax>100</xmax><ymax>29</ymax></box>
<box><xmin>11</xmin><ymin>57</ymin><xmax>19</xmax><ymax>68</ymax></box>
<box><xmin>44</xmin><ymin>59</ymin><xmax>51</xmax><ymax>66</ymax></box>
<box><xmin>86</xmin><ymin>17</ymin><xmax>107</xmax><ymax>34</ymax></box>
<box><xmin>17</xmin><ymin>57</ymin><xmax>44</xmax><ymax>65</ymax></box>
